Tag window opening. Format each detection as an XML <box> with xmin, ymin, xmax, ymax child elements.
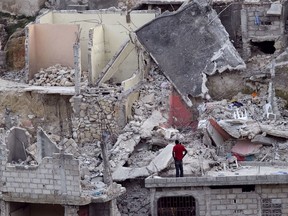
<box><xmin>262</xmin><ymin>198</ymin><xmax>282</xmax><ymax>216</ymax></box>
<box><xmin>158</xmin><ymin>196</ymin><xmax>196</xmax><ymax>216</ymax></box>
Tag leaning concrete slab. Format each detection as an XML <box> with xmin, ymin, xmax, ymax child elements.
<box><xmin>136</xmin><ymin>1</ymin><xmax>245</xmax><ymax>105</ymax></box>
<box><xmin>146</xmin><ymin>144</ymin><xmax>174</xmax><ymax>173</ymax></box>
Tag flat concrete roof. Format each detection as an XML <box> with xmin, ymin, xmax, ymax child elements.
<box><xmin>146</xmin><ymin>165</ymin><xmax>288</xmax><ymax>188</ymax></box>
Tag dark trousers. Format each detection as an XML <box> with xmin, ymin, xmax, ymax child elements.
<box><xmin>175</xmin><ymin>160</ymin><xmax>183</xmax><ymax>177</ymax></box>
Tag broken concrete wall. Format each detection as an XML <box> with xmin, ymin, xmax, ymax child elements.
<box><xmin>0</xmin><ymin>0</ymin><xmax>45</xmax><ymax>16</ymax></box>
<box><xmin>96</xmin><ymin>40</ymin><xmax>139</xmax><ymax>85</ymax></box>
<box><xmin>26</xmin><ymin>24</ymin><xmax>79</xmax><ymax>80</ymax></box>
<box><xmin>36</xmin><ymin>10</ymin><xmax>157</xmax><ymax>72</ymax></box>
<box><xmin>136</xmin><ymin>1</ymin><xmax>245</xmax><ymax>106</ymax></box>
<box><xmin>1</xmin><ymin>153</ymin><xmax>82</xmax><ymax>204</ymax></box>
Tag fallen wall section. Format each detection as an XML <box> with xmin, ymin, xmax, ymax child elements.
<box><xmin>136</xmin><ymin>1</ymin><xmax>245</xmax><ymax>105</ymax></box>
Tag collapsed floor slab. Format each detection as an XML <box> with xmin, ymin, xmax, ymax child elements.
<box><xmin>136</xmin><ymin>1</ymin><xmax>245</xmax><ymax>105</ymax></box>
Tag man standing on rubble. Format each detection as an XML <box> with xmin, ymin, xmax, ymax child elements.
<box><xmin>172</xmin><ymin>140</ymin><xmax>187</xmax><ymax>177</ymax></box>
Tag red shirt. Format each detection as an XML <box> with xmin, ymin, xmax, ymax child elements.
<box><xmin>173</xmin><ymin>144</ymin><xmax>187</xmax><ymax>161</ymax></box>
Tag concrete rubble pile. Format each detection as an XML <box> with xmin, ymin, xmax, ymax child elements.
<box><xmin>28</xmin><ymin>64</ymin><xmax>88</xmax><ymax>87</ymax></box>
<box><xmin>197</xmin><ymin>86</ymin><xmax>288</xmax><ymax>164</ymax></box>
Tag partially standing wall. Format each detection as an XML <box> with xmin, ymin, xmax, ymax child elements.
<box><xmin>26</xmin><ymin>24</ymin><xmax>79</xmax><ymax>80</ymax></box>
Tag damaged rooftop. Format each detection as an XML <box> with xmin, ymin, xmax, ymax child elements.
<box><xmin>1</xmin><ymin>0</ymin><xmax>288</xmax><ymax>215</ymax></box>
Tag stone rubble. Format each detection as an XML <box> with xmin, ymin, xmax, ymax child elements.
<box><xmin>28</xmin><ymin>64</ymin><xmax>89</xmax><ymax>87</ymax></box>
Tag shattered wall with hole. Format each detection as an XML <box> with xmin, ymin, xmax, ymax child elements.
<box><xmin>0</xmin><ymin>151</ymin><xmax>82</xmax><ymax>205</ymax></box>
<box><xmin>0</xmin><ymin>0</ymin><xmax>45</xmax><ymax>16</ymax></box>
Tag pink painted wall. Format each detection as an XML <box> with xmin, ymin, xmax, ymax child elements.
<box><xmin>28</xmin><ymin>24</ymin><xmax>79</xmax><ymax>79</ymax></box>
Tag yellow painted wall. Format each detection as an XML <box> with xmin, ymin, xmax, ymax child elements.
<box><xmin>99</xmin><ymin>40</ymin><xmax>138</xmax><ymax>84</ymax></box>
<box><xmin>37</xmin><ymin>11</ymin><xmax>156</xmax><ymax>71</ymax></box>
<box><xmin>36</xmin><ymin>11</ymin><xmax>53</xmax><ymax>23</ymax></box>
<box><xmin>90</xmin><ymin>25</ymin><xmax>106</xmax><ymax>84</ymax></box>
<box><xmin>122</xmin><ymin>70</ymin><xmax>143</xmax><ymax>91</ymax></box>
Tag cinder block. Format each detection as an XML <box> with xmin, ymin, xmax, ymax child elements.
<box><xmin>34</xmin><ymin>189</ymin><xmax>43</xmax><ymax>194</ymax></box>
<box><xmin>41</xmin><ymin>179</ymin><xmax>49</xmax><ymax>184</ymax></box>
<box><xmin>220</xmin><ymin>210</ymin><xmax>233</xmax><ymax>215</ymax></box>
<box><xmin>247</xmin><ymin>204</ymin><xmax>258</xmax><ymax>209</ymax></box>
<box><xmin>22</xmin><ymin>178</ymin><xmax>30</xmax><ymax>183</ymax></box>
<box><xmin>237</xmin><ymin>204</ymin><xmax>248</xmax><ymax>210</ymax></box>
<box><xmin>216</xmin><ymin>195</ymin><xmax>226</xmax><ymax>199</ymax></box>
<box><xmin>16</xmin><ymin>188</ymin><xmax>24</xmax><ymax>193</ymax></box>
<box><xmin>217</xmin><ymin>205</ymin><xmax>226</xmax><ymax>210</ymax></box>
<box><xmin>30</xmin><ymin>183</ymin><xmax>38</xmax><ymax>189</ymax></box>
<box><xmin>210</xmin><ymin>210</ymin><xmax>221</xmax><ymax>216</ymax></box>
<box><xmin>32</xmin><ymin>178</ymin><xmax>41</xmax><ymax>183</ymax></box>
<box><xmin>44</xmin><ymin>174</ymin><xmax>53</xmax><ymax>179</ymax></box>
<box><xmin>20</xmin><ymin>173</ymin><xmax>29</xmax><ymax>178</ymax></box>
<box><xmin>43</xmin><ymin>189</ymin><xmax>51</xmax><ymax>195</ymax></box>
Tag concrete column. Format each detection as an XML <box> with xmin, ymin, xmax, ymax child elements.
<box><xmin>100</xmin><ymin>132</ymin><xmax>112</xmax><ymax>185</ymax></box>
<box><xmin>73</xmin><ymin>43</ymin><xmax>81</xmax><ymax>95</ymax></box>
<box><xmin>110</xmin><ymin>200</ymin><xmax>121</xmax><ymax>216</ymax></box>
<box><xmin>0</xmin><ymin>201</ymin><xmax>10</xmax><ymax>216</ymax></box>
<box><xmin>150</xmin><ymin>188</ymin><xmax>157</xmax><ymax>216</ymax></box>
<box><xmin>64</xmin><ymin>205</ymin><xmax>79</xmax><ymax>216</ymax></box>
<box><xmin>240</xmin><ymin>8</ymin><xmax>251</xmax><ymax>60</ymax></box>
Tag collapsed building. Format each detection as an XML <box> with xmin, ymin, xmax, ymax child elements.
<box><xmin>1</xmin><ymin>0</ymin><xmax>288</xmax><ymax>215</ymax></box>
